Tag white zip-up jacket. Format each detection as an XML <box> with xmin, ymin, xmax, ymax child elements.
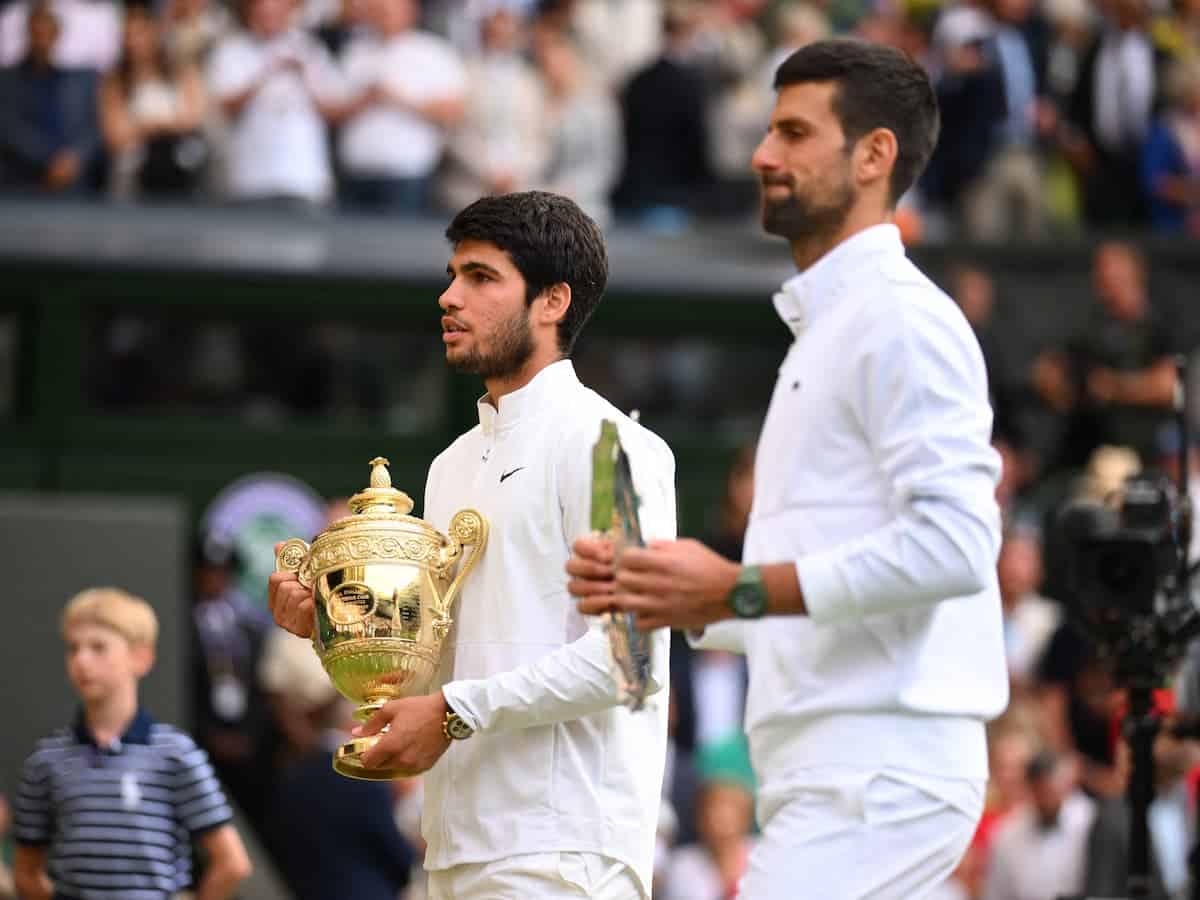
<box><xmin>695</xmin><ymin>225</ymin><xmax>1009</xmax><ymax>788</ymax></box>
<box><xmin>423</xmin><ymin>360</ymin><xmax>675</xmax><ymax>897</ymax></box>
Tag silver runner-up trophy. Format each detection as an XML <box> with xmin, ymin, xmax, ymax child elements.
<box><xmin>590</xmin><ymin>419</ymin><xmax>653</xmax><ymax>711</ymax></box>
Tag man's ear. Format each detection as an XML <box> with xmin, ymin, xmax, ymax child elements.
<box><xmin>538</xmin><ymin>282</ymin><xmax>572</xmax><ymax>327</ymax></box>
<box><xmin>132</xmin><ymin>644</ymin><xmax>156</xmax><ymax>678</ymax></box>
<box><xmin>855</xmin><ymin>127</ymin><xmax>899</xmax><ymax>192</ymax></box>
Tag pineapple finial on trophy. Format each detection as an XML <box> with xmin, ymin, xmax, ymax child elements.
<box><xmin>350</xmin><ymin>456</ymin><xmax>413</xmax><ymax>516</ymax></box>
<box><xmin>369</xmin><ymin>457</ymin><xmax>392</xmax><ymax>489</ymax></box>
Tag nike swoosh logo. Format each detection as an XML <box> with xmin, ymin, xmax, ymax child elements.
<box><xmin>499</xmin><ymin>467</ymin><xmax>525</xmax><ymax>483</ymax></box>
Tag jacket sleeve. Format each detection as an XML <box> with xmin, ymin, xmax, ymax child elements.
<box><xmin>0</xmin><ymin>73</ymin><xmax>55</xmax><ymax>168</ymax></box>
<box><xmin>796</xmin><ymin>286</ymin><xmax>1003</xmax><ymax>626</ymax></box>
<box><xmin>442</xmin><ymin>420</ymin><xmax>677</xmax><ymax>734</ymax></box>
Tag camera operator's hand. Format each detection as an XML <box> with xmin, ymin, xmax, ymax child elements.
<box><xmin>1032</xmin><ymin>351</ymin><xmax>1076</xmax><ymax>411</ymax></box>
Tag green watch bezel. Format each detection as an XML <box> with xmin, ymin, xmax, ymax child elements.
<box><xmin>728</xmin><ymin>565</ymin><xmax>768</xmax><ymax>619</ymax></box>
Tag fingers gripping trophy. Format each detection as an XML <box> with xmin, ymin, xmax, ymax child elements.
<box><xmin>274</xmin><ymin>457</ymin><xmax>488</xmax><ymax>779</ymax></box>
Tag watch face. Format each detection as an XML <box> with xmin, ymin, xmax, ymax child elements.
<box><xmin>732</xmin><ymin>585</ymin><xmax>764</xmax><ymax>618</ymax></box>
<box><xmin>446</xmin><ymin>714</ymin><xmax>473</xmax><ymax>740</ymax></box>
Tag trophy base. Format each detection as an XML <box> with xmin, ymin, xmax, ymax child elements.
<box><xmin>332</xmin><ymin>736</ymin><xmax>420</xmax><ymax>781</ymax></box>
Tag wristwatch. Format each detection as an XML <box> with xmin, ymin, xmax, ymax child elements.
<box><xmin>727</xmin><ymin>565</ymin><xmax>768</xmax><ymax>619</ymax></box>
<box><xmin>442</xmin><ymin>707</ymin><xmax>475</xmax><ymax>741</ymax></box>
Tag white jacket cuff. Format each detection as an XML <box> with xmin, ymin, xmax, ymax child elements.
<box><xmin>795</xmin><ymin>551</ymin><xmax>854</xmax><ymax>626</ymax></box>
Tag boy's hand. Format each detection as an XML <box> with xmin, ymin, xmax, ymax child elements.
<box><xmin>268</xmin><ymin>544</ymin><xmax>315</xmax><ymax>639</ymax></box>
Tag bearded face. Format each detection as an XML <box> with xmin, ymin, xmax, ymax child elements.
<box><xmin>760</xmin><ymin>158</ymin><xmax>857</xmax><ymax>242</ymax></box>
<box><xmin>752</xmin><ymin>81</ymin><xmax>863</xmax><ymax>245</ymax></box>
<box><xmin>447</xmin><ymin>300</ymin><xmax>537</xmax><ymax>380</ymax></box>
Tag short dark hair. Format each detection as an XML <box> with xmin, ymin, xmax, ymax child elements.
<box><xmin>774</xmin><ymin>38</ymin><xmax>939</xmax><ymax>205</ymax></box>
<box><xmin>445</xmin><ymin>191</ymin><xmax>608</xmax><ymax>355</ymax></box>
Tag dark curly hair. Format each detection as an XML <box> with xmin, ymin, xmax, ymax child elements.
<box><xmin>445</xmin><ymin>191</ymin><xmax>609</xmax><ymax>355</ymax></box>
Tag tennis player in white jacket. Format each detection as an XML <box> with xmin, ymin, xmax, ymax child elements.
<box><xmin>270</xmin><ymin>191</ymin><xmax>675</xmax><ymax>899</ymax></box>
<box><xmin>569</xmin><ymin>40</ymin><xmax>1009</xmax><ymax>899</ymax></box>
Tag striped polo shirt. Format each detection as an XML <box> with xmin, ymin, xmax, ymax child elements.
<box><xmin>13</xmin><ymin>709</ymin><xmax>233</xmax><ymax>900</ymax></box>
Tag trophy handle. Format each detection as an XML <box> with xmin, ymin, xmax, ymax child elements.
<box><xmin>435</xmin><ymin>510</ymin><xmax>489</xmax><ymax>619</ymax></box>
<box><xmin>275</xmin><ymin>538</ymin><xmax>314</xmax><ymax>588</ymax></box>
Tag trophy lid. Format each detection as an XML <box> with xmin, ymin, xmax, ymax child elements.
<box><xmin>346</xmin><ymin>457</ymin><xmax>415</xmax><ymax>517</ymax></box>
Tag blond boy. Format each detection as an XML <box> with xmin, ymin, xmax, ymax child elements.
<box><xmin>12</xmin><ymin>588</ymin><xmax>252</xmax><ymax>900</ymax></box>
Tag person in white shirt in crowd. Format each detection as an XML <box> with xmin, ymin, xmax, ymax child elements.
<box><xmin>207</xmin><ymin>0</ymin><xmax>360</xmax><ymax>206</ymax></box>
<box><xmin>663</xmin><ymin>775</ymin><xmax>756</xmax><ymax>900</ymax></box>
<box><xmin>982</xmin><ymin>750</ymin><xmax>1096</xmax><ymax>900</ymax></box>
<box><xmin>270</xmin><ymin>191</ymin><xmax>675</xmax><ymax>900</ymax></box>
<box><xmin>569</xmin><ymin>38</ymin><xmax>1008</xmax><ymax>899</ymax></box>
<box><xmin>438</xmin><ymin>5</ymin><xmax>547</xmax><ymax>213</ymax></box>
<box><xmin>338</xmin><ymin>0</ymin><xmax>465</xmax><ymax>215</ymax></box>
<box><xmin>530</xmin><ymin>26</ymin><xmax>620</xmax><ymax>228</ymax></box>
<box><xmin>0</xmin><ymin>0</ymin><xmax>120</xmax><ymax>71</ymax></box>
<box><xmin>996</xmin><ymin>528</ymin><xmax>1060</xmax><ymax>694</ymax></box>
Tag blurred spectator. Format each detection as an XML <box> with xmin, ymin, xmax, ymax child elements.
<box><xmin>711</xmin><ymin>3</ymin><xmax>830</xmax><ymax>184</ymax></box>
<box><xmin>0</xmin><ymin>2</ymin><xmax>101</xmax><ymax>194</ymax></box>
<box><xmin>691</xmin><ymin>0</ymin><xmax>767</xmax><ymax>88</ymax></box>
<box><xmin>1078</xmin><ymin>703</ymin><xmax>1200</xmax><ymax>897</ymax></box>
<box><xmin>531</xmin><ymin>26</ymin><xmax>620</xmax><ymax>226</ymax></box>
<box><xmin>191</xmin><ymin>531</ymin><xmax>281</xmax><ymax>849</ymax></box>
<box><xmin>959</xmin><ymin>0</ymin><xmax>1047</xmax><ymax>241</ymax></box>
<box><xmin>163</xmin><ymin>0</ymin><xmax>233</xmax><ymax>66</ymax></box>
<box><xmin>762</xmin><ymin>3</ymin><xmax>830</xmax><ymax>81</ymax></box>
<box><xmin>0</xmin><ymin>0</ymin><xmax>120</xmax><ymax>70</ymax></box>
<box><xmin>207</xmin><ymin>0</ymin><xmax>349</xmax><ymax>207</ymax></box>
<box><xmin>339</xmin><ymin>0</ymin><xmax>465</xmax><ymax>215</ymax></box>
<box><xmin>662</xmin><ymin>775</ymin><xmax>756</xmax><ymax>900</ymax></box>
<box><xmin>1070</xmin><ymin>240</ymin><xmax>1179</xmax><ymax>463</ymax></box>
<box><xmin>261</xmin><ymin>632</ymin><xmax>416</xmax><ymax>900</ymax></box>
<box><xmin>997</xmin><ymin>529</ymin><xmax>1060</xmax><ymax>692</ymax></box>
<box><xmin>569</xmin><ymin>0</ymin><xmax>661</xmax><ymax>89</ymax></box>
<box><xmin>1153</xmin><ymin>422</ymin><xmax>1200</xmax><ymax>564</ymax></box>
<box><xmin>100</xmin><ymin>5</ymin><xmax>209</xmax><ymax>200</ymax></box>
<box><xmin>948</xmin><ymin>261</ymin><xmax>1018</xmax><ymax>436</ymax></box>
<box><xmin>923</xmin><ymin>7</ymin><xmax>1008</xmax><ymax>233</ymax></box>
<box><xmin>612</xmin><ymin>0</ymin><xmax>716</xmax><ymax>230</ymax></box>
<box><xmin>1151</xmin><ymin>0</ymin><xmax>1200</xmax><ymax>62</ymax></box>
<box><xmin>1039</xmin><ymin>0</ymin><xmax>1093</xmax><ymax>229</ymax></box>
<box><xmin>1140</xmin><ymin>58</ymin><xmax>1200</xmax><ymax>234</ymax></box>
<box><xmin>1063</xmin><ymin>0</ymin><xmax>1157</xmax><ymax>228</ymax></box>
<box><xmin>669</xmin><ymin>441</ymin><xmax>754</xmax><ymax>846</ymax></box>
<box><xmin>439</xmin><ymin>6</ymin><xmax>546</xmax><ymax>212</ymax></box>
<box><xmin>955</xmin><ymin>718</ymin><xmax>1038</xmax><ymax>899</ymax></box>
<box><xmin>982</xmin><ymin>750</ymin><xmax>1097</xmax><ymax>900</ymax></box>
<box><xmin>0</xmin><ymin>795</ymin><xmax>12</xmax><ymax>900</ymax></box>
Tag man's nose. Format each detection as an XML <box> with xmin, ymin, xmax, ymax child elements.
<box><xmin>751</xmin><ymin>136</ymin><xmax>777</xmax><ymax>174</ymax></box>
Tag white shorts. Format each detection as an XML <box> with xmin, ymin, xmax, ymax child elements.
<box><xmin>738</xmin><ymin>767</ymin><xmax>984</xmax><ymax>900</ymax></box>
<box><xmin>426</xmin><ymin>851</ymin><xmax>642</xmax><ymax>900</ymax></box>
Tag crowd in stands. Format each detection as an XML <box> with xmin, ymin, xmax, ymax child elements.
<box><xmin>0</xmin><ymin>0</ymin><xmax>1198</xmax><ymax>237</ymax></box>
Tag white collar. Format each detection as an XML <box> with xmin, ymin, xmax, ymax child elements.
<box><xmin>477</xmin><ymin>359</ymin><xmax>578</xmax><ymax>434</ymax></box>
<box><xmin>772</xmin><ymin>224</ymin><xmax>904</xmax><ymax>337</ymax></box>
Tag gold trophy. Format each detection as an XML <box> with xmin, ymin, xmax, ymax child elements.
<box><xmin>274</xmin><ymin>457</ymin><xmax>487</xmax><ymax>780</ymax></box>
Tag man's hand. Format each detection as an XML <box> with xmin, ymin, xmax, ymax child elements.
<box><xmin>44</xmin><ymin>149</ymin><xmax>80</xmax><ymax>190</ymax></box>
<box><xmin>355</xmin><ymin>691</ymin><xmax>452</xmax><ymax>774</ymax></box>
<box><xmin>575</xmin><ymin>538</ymin><xmax>739</xmax><ymax>630</ymax></box>
<box><xmin>268</xmin><ymin>543</ymin><xmax>315</xmax><ymax>638</ymax></box>
<box><xmin>565</xmin><ymin>535</ymin><xmax>616</xmax><ymax>608</ymax></box>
